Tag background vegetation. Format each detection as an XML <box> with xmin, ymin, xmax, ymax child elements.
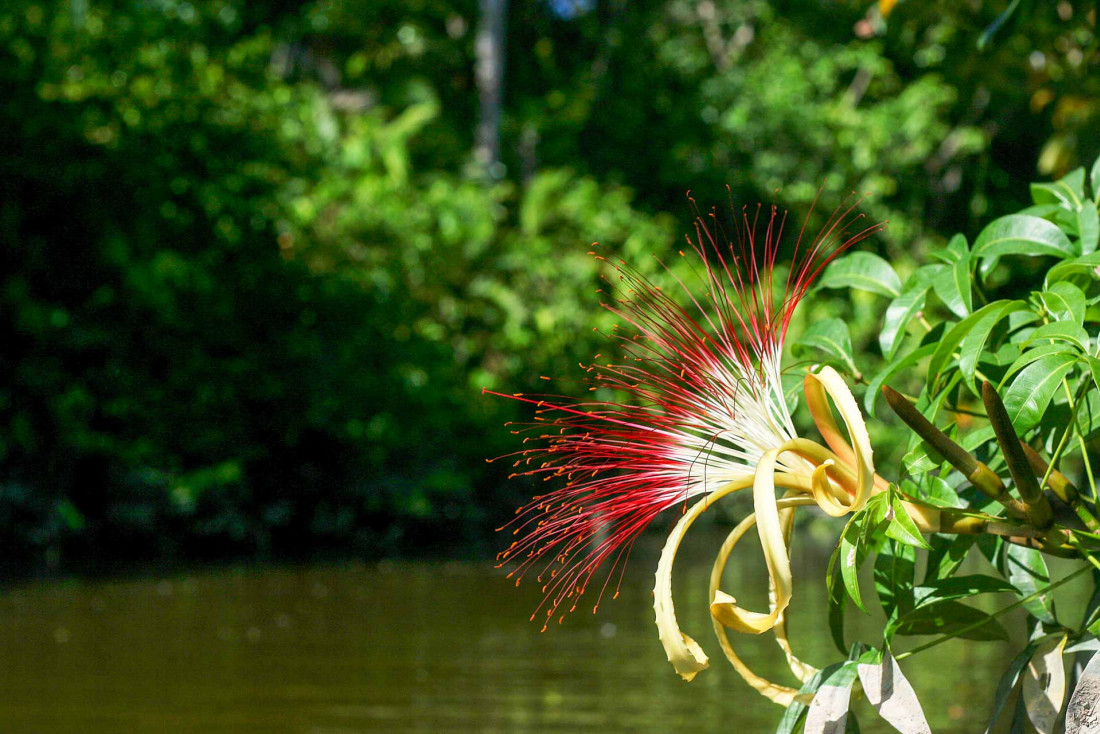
<box><xmin>3</xmin><ymin>0</ymin><xmax>1099</xmax><ymax>572</ymax></box>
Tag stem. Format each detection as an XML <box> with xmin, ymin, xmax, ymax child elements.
<box><xmin>896</xmin><ymin>563</ymin><xmax>1094</xmax><ymax>661</ymax></box>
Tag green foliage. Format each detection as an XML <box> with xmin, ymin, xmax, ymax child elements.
<box><xmin>807</xmin><ymin>154</ymin><xmax>1100</xmax><ymax>733</ymax></box>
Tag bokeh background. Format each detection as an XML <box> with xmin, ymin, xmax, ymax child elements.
<box><xmin>2</xmin><ymin>1</ymin><xmax>1100</xmax><ymax>731</ymax></box>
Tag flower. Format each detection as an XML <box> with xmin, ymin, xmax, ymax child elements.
<box><xmin>488</xmin><ymin>193</ymin><xmax>887</xmax><ymax>701</ymax></box>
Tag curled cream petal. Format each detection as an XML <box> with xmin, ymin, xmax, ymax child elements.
<box><xmin>804</xmin><ymin>366</ymin><xmax>875</xmax><ymax>514</ymax></box>
<box><xmin>709</xmin><ymin>496</ymin><xmax>819</xmax><ymax>703</ymax></box>
<box><xmin>810</xmin><ymin>460</ymin><xmax>851</xmax><ymax>518</ymax></box>
<box><xmin>654</xmin><ymin>473</ymin><xmax>813</xmax><ymax>680</ymax></box>
<box><xmin>710</xmin><ymin>448</ymin><xmax>792</xmax><ymax>634</ymax></box>
<box><xmin>654</xmin><ymin>476</ymin><xmax>751</xmax><ymax>680</ymax></box>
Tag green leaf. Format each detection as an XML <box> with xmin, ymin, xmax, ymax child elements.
<box><xmin>1031</xmin><ymin>168</ymin><xmax>1086</xmax><ymax>210</ymax></box>
<box><xmin>874</xmin><ymin>539</ymin><xmax>916</xmax><ymax>622</ymax></box>
<box><xmin>923</xmin><ymin>534</ymin><xmax>977</xmax><ymax>584</ymax></box>
<box><xmin>1002</xmin><ymin>545</ymin><xmax>1057</xmax><ymax>624</ymax></box>
<box><xmin>984</xmin><ymin>642</ymin><xmax>1041</xmax><ymax>734</ymax></box>
<box><xmin>838</xmin><ymin>494</ymin><xmax>889</xmax><ymax>614</ymax></box>
<box><xmin>1001</xmin><ymin>352</ymin><xmax>1079</xmax><ymax>432</ymax></box>
<box><xmin>886</xmin><ymin>495</ymin><xmax>932</xmax><ymax>550</ymax></box>
<box><xmin>957</xmin><ymin>300</ymin><xmax>1029</xmax><ymax>395</ymax></box>
<box><xmin>1025</xmin><ymin>322</ymin><xmax>1090</xmax><ymax>354</ymax></box>
<box><xmin>930</xmin><ymin>256</ymin><xmax>973</xmax><ymax>318</ymax></box>
<box><xmin>856</xmin><ymin>650</ymin><xmax>931</xmax><ymax>734</ymax></box>
<box><xmin>912</xmin><ymin>574</ymin><xmax>1017</xmax><ymax>608</ymax></box>
<box><xmin>827</xmin><ymin>547</ymin><xmax>849</xmax><ymax>654</ymax></box>
<box><xmin>928</xmin><ymin>300</ymin><xmax>1023</xmax><ymax>389</ymax></box>
<box><xmin>793</xmin><ymin>318</ymin><xmax>858</xmax><ymax>376</ymax></box>
<box><xmin>1077</xmin><ymin>203</ymin><xmax>1099</xmax><ymax>255</ymax></box>
<box><xmin>1044</xmin><ymin>251</ymin><xmax>1100</xmax><ymax>287</ymax></box>
<box><xmin>895</xmin><ymin>600</ymin><xmax>1010</xmax><ymax>641</ymax></box>
<box><xmin>972</xmin><ymin>214</ymin><xmax>1077</xmax><ymax>262</ymax></box>
<box><xmin>879</xmin><ymin>282</ymin><xmax>930</xmax><ymax>360</ymax></box>
<box><xmin>1037</xmin><ymin>281</ymin><xmax>1087</xmax><ymax>324</ymax></box>
<box><xmin>865</xmin><ymin>343</ymin><xmax>936</xmax><ymax>415</ymax></box>
<box><xmin>820</xmin><ymin>252</ymin><xmax>902</xmax><ymax>297</ymax></box>
<box><xmin>1092</xmin><ymin>154</ymin><xmax>1100</xmax><ymax>206</ymax></box>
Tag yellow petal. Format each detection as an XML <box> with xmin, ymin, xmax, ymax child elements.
<box><xmin>804</xmin><ymin>366</ymin><xmax>875</xmax><ymax>514</ymax></box>
<box><xmin>708</xmin><ymin>496</ymin><xmax>819</xmax><ymax>704</ymax></box>
<box><xmin>653</xmin><ymin>473</ymin><xmax>812</xmax><ymax>681</ymax></box>
<box><xmin>653</xmin><ymin>476</ymin><xmax>754</xmax><ymax>680</ymax></box>
<box><xmin>710</xmin><ymin>448</ymin><xmax>791</xmax><ymax>633</ymax></box>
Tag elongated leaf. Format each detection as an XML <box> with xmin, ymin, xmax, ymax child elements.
<box><xmin>1066</xmin><ymin>649</ymin><xmax>1100</xmax><ymax>733</ymax></box>
<box><xmin>874</xmin><ymin>540</ymin><xmax>915</xmax><ymax>621</ymax></box>
<box><xmin>1038</xmin><ymin>281</ymin><xmax>1087</xmax><ymax>325</ymax></box>
<box><xmin>827</xmin><ymin>547</ymin><xmax>849</xmax><ymax>654</ymax></box>
<box><xmin>912</xmin><ymin>574</ymin><xmax>1017</xmax><ymax>607</ymax></box>
<box><xmin>985</xmin><ymin>642</ymin><xmax>1041</xmax><ymax>734</ymax></box>
<box><xmin>1003</xmin><ymin>544</ymin><xmax>1057</xmax><ymax>624</ymax></box>
<box><xmin>928</xmin><ymin>301</ymin><xmax>1021</xmax><ymax>388</ymax></box>
<box><xmin>886</xmin><ymin>495</ymin><xmax>932</xmax><ymax>550</ymax></box>
<box><xmin>866</xmin><ymin>343</ymin><xmax>937</xmax><ymax>415</ymax></box>
<box><xmin>1025</xmin><ymin>321</ymin><xmax>1090</xmax><ymax>354</ymax></box>
<box><xmin>1078</xmin><ymin>204</ymin><xmax>1099</xmax><ymax>254</ymax></box>
<box><xmin>1092</xmin><ymin>154</ymin><xmax>1100</xmax><ymax>206</ymax></box>
<box><xmin>896</xmin><ymin>600</ymin><xmax>1010</xmax><ymax>641</ymax></box>
<box><xmin>957</xmin><ymin>300</ymin><xmax>1029</xmax><ymax>395</ymax></box>
<box><xmin>1001</xmin><ymin>352</ymin><xmax>1079</xmax><ymax>432</ymax></box>
<box><xmin>794</xmin><ymin>318</ymin><xmax>858</xmax><ymax>375</ymax></box>
<box><xmin>857</xmin><ymin>649</ymin><xmax>931</xmax><ymax>734</ymax></box>
<box><xmin>1031</xmin><ymin>168</ymin><xmax>1087</xmax><ymax>209</ymax></box>
<box><xmin>923</xmin><ymin>534</ymin><xmax>976</xmax><ymax>584</ymax></box>
<box><xmin>930</xmin><ymin>255</ymin><xmax>972</xmax><ymax>318</ymax></box>
<box><xmin>777</xmin><ymin>664</ymin><xmax>838</xmax><ymax>734</ymax></box>
<box><xmin>821</xmin><ymin>252</ymin><xmax>902</xmax><ymax>297</ymax></box>
<box><xmin>880</xmin><ymin>283</ymin><xmax>930</xmax><ymax>360</ymax></box>
<box><xmin>805</xmin><ymin>661</ymin><xmax>860</xmax><ymax>734</ymax></box>
<box><xmin>1045</xmin><ymin>251</ymin><xmax>1100</xmax><ymax>287</ymax></box>
<box><xmin>972</xmin><ymin>214</ymin><xmax>1077</xmax><ymax>261</ymax></box>
<box><xmin>1024</xmin><ymin>635</ymin><xmax>1067</xmax><ymax>734</ymax></box>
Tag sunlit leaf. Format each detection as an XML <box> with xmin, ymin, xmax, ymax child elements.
<box><xmin>1001</xmin><ymin>352</ymin><xmax>1079</xmax><ymax>432</ymax></box>
<box><xmin>865</xmin><ymin>343</ymin><xmax>936</xmax><ymax>415</ymax></box>
<box><xmin>886</xmin><ymin>495</ymin><xmax>932</xmax><ymax>550</ymax></box>
<box><xmin>1023</xmin><ymin>635</ymin><xmax>1067</xmax><ymax>734</ymax></box>
<box><xmin>972</xmin><ymin>214</ymin><xmax>1077</xmax><ymax>262</ymax></box>
<box><xmin>820</xmin><ymin>252</ymin><xmax>902</xmax><ymax>298</ymax></box>
<box><xmin>880</xmin><ymin>283</ymin><xmax>930</xmax><ymax>360</ymax></box>
<box><xmin>1037</xmin><ymin>281</ymin><xmax>1087</xmax><ymax>325</ymax></box>
<box><xmin>930</xmin><ymin>255</ymin><xmax>972</xmax><ymax>318</ymax></box>
<box><xmin>805</xmin><ymin>661</ymin><xmax>860</xmax><ymax>734</ymax></box>
<box><xmin>957</xmin><ymin>300</ymin><xmax>1029</xmax><ymax>395</ymax></box>
<box><xmin>857</xmin><ymin>648</ymin><xmax>931</xmax><ymax>734</ymax></box>
<box><xmin>794</xmin><ymin>318</ymin><xmax>858</xmax><ymax>376</ymax></box>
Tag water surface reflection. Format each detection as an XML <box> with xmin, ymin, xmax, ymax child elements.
<box><xmin>0</xmin><ymin>533</ymin><xmax>1024</xmax><ymax>732</ymax></box>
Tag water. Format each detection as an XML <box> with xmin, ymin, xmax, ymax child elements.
<box><xmin>0</xmin><ymin>531</ymin><xmax>1044</xmax><ymax>733</ymax></box>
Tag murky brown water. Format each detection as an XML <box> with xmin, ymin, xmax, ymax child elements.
<box><xmin>0</xmin><ymin>530</ymin><xmax>1056</xmax><ymax>733</ymax></box>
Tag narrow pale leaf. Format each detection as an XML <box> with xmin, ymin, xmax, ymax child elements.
<box><xmin>806</xmin><ymin>662</ymin><xmax>860</xmax><ymax>734</ymax></box>
<box><xmin>1023</xmin><ymin>635</ymin><xmax>1067</xmax><ymax>734</ymax></box>
<box><xmin>880</xmin><ymin>284</ymin><xmax>930</xmax><ymax>360</ymax></box>
<box><xmin>857</xmin><ymin>649</ymin><xmax>931</xmax><ymax>734</ymax></box>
